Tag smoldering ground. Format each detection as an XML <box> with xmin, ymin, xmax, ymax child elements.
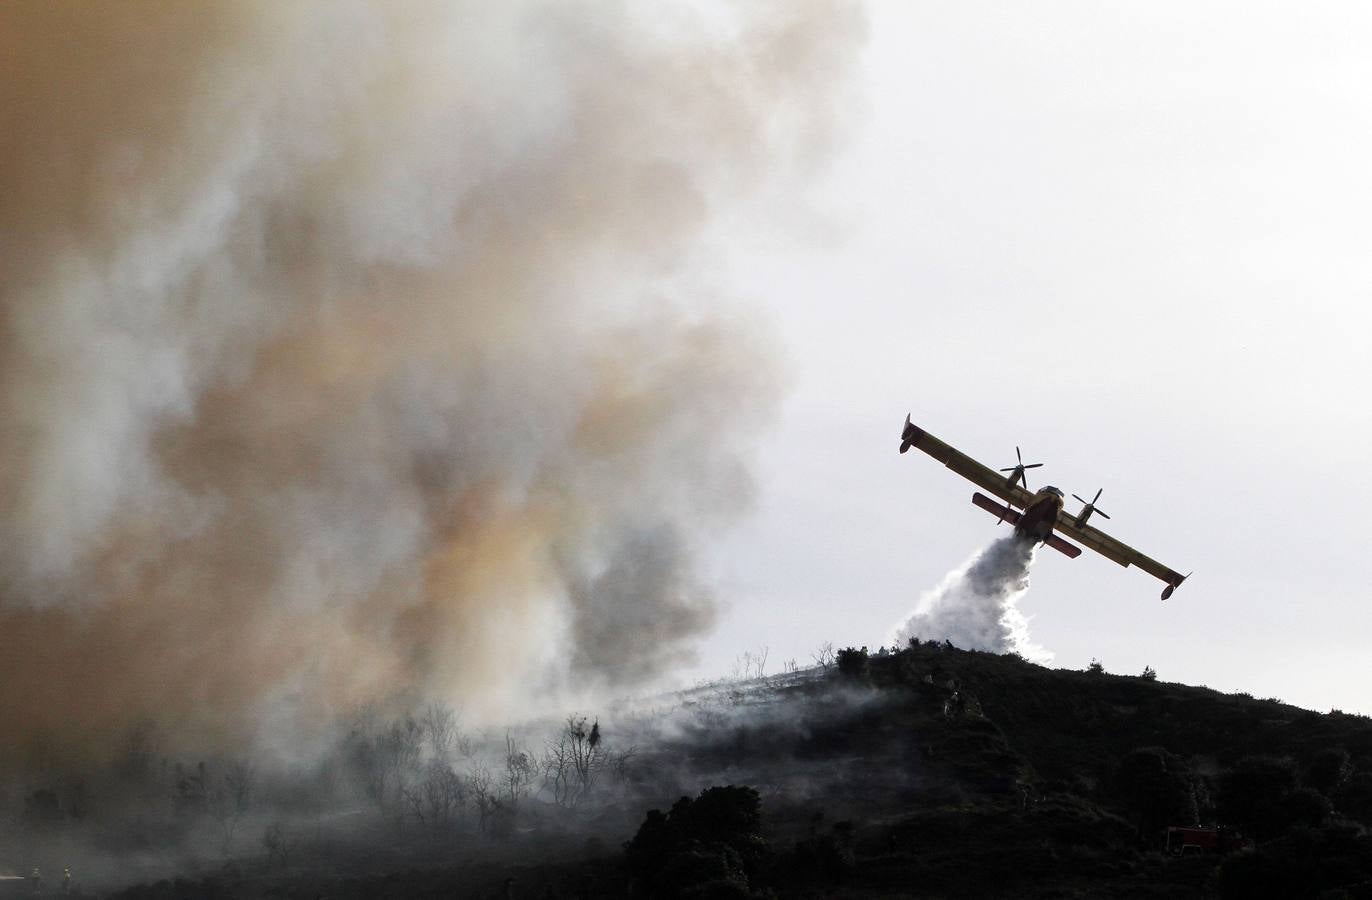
<box><xmin>890</xmin><ymin>536</ymin><xmax>1053</xmax><ymax>663</ymax></box>
<box><xmin>0</xmin><ymin>0</ymin><xmax>866</xmax><ymax>770</ymax></box>
<box><xmin>0</xmin><ymin>672</ymin><xmax>917</xmax><ymax>893</ymax></box>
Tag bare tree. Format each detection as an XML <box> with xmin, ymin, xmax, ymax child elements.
<box><xmin>399</xmin><ymin>761</ymin><xmax>466</xmax><ymax>831</ymax></box>
<box><xmin>349</xmin><ymin>731</ymin><xmax>387</xmax><ymax>814</ymax></box>
<box><xmin>385</xmin><ymin>718</ymin><xmax>423</xmax><ymax>821</ymax></box>
<box><xmin>783</xmin><ymin>658</ymin><xmax>799</xmax><ymax>674</ymax></box>
<box><xmin>384</xmin><ymin>717</ymin><xmax>423</xmax><ymax>787</ymax></box>
<box><xmin>468</xmin><ymin>766</ymin><xmax>497</xmax><ymax>834</ymax></box>
<box><xmin>310</xmin><ymin>753</ymin><xmax>342</xmax><ymax>808</ymax></box>
<box><xmin>345</xmin><ymin>708</ymin><xmax>387</xmax><ymax>812</ymax></box>
<box><xmin>811</xmin><ymin>640</ymin><xmax>836</xmax><ymax>670</ymax></box>
<box><xmin>173</xmin><ymin>761</ymin><xmax>209</xmax><ymax>815</ymax></box>
<box><xmin>209</xmin><ymin>760</ymin><xmax>255</xmax><ymax>854</ymax></box>
<box><xmin>421</xmin><ymin>703</ymin><xmax>458</xmax><ymax>762</ymax></box>
<box><xmin>117</xmin><ymin>721</ymin><xmax>158</xmax><ymax>789</ymax></box>
<box><xmin>423</xmin><ymin>760</ymin><xmax>467</xmax><ymax>828</ymax></box>
<box><xmin>608</xmin><ymin>746</ymin><xmax>638</xmax><ymax>787</ymax></box>
<box><xmin>400</xmin><ymin>779</ymin><xmax>425</xmax><ymax>826</ymax></box>
<box><xmin>543</xmin><ymin>715</ymin><xmax>609</xmax><ymax>808</ymax></box>
<box><xmin>262</xmin><ymin>821</ymin><xmax>297</xmax><ymax>868</ymax></box>
<box><xmin>350</xmin><ymin>714</ymin><xmax>423</xmax><ymax>821</ymax></box>
<box><xmin>543</xmin><ymin>732</ymin><xmax>574</xmax><ymax>807</ymax></box>
<box><xmin>731</xmin><ymin>646</ymin><xmax>770</xmax><ymax>681</ymax></box>
<box><xmin>503</xmin><ymin>733</ymin><xmax>536</xmax><ymax>808</ymax></box>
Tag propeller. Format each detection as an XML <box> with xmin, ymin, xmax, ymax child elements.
<box><xmin>1071</xmin><ymin>488</ymin><xmax>1111</xmax><ymax>520</ymax></box>
<box><xmin>998</xmin><ymin>446</ymin><xmax>1043</xmax><ymax>489</ymax></box>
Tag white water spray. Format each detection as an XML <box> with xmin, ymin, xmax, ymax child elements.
<box><xmin>890</xmin><ymin>536</ymin><xmax>1052</xmax><ymax>663</ymax></box>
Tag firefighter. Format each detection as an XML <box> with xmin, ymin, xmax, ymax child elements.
<box><xmin>29</xmin><ymin>867</ymin><xmax>40</xmax><ymax>895</ymax></box>
<box><xmin>62</xmin><ymin>866</ymin><xmax>71</xmax><ymax>895</ymax></box>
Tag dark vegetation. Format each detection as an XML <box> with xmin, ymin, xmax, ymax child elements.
<box><xmin>6</xmin><ymin>642</ymin><xmax>1372</xmax><ymax>898</ymax></box>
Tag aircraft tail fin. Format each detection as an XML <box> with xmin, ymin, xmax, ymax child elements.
<box><xmin>1044</xmin><ymin>534</ymin><xmax>1083</xmax><ymax>559</ymax></box>
<box><xmin>971</xmin><ymin>492</ymin><xmax>1021</xmax><ymax>525</ymax></box>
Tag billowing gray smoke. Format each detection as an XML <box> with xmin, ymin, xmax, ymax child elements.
<box><xmin>0</xmin><ymin>2</ymin><xmax>865</xmax><ymax>765</ymax></box>
<box><xmin>890</xmin><ymin>536</ymin><xmax>1052</xmax><ymax>663</ymax></box>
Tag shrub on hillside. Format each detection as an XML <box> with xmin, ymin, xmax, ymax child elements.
<box><xmin>1308</xmin><ymin>747</ymin><xmax>1353</xmax><ymax>796</ymax></box>
<box><xmin>836</xmin><ymin>646</ymin><xmax>870</xmax><ymax>680</ymax></box>
<box><xmin>625</xmin><ymin>785</ymin><xmax>768</xmax><ymax>897</ymax></box>
<box><xmin>1217</xmin><ymin>755</ymin><xmax>1300</xmax><ymax>841</ymax></box>
<box><xmin>779</xmin><ymin>819</ymin><xmax>856</xmax><ymax>885</ymax></box>
<box><xmin>1115</xmin><ymin>747</ymin><xmax>1199</xmax><ymax>834</ymax></box>
<box><xmin>1216</xmin><ymin>823</ymin><xmax>1372</xmax><ymax>900</ymax></box>
<box><xmin>1279</xmin><ymin>787</ymin><xmax>1332</xmax><ymax>831</ymax></box>
<box><xmin>1335</xmin><ymin>771</ymin><xmax>1372</xmax><ymax>825</ymax></box>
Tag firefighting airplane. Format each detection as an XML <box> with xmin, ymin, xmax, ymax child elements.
<box><xmin>899</xmin><ymin>415</ymin><xmax>1189</xmax><ymax>600</ymax></box>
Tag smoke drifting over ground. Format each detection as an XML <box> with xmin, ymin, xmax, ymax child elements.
<box><xmin>0</xmin><ymin>2</ymin><xmax>864</xmax><ymax>763</ymax></box>
<box><xmin>890</xmin><ymin>537</ymin><xmax>1052</xmax><ymax>663</ymax></box>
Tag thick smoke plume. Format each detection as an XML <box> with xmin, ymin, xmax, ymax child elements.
<box><xmin>890</xmin><ymin>537</ymin><xmax>1053</xmax><ymax>663</ymax></box>
<box><xmin>0</xmin><ymin>2</ymin><xmax>864</xmax><ymax>765</ymax></box>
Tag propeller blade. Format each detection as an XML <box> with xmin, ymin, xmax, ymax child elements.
<box><xmin>999</xmin><ymin>467</ymin><xmax>1017</xmax><ymax>473</ymax></box>
<box><xmin>1016</xmin><ymin>446</ymin><xmax>1023</xmax><ymax>464</ymax></box>
<box><xmin>1023</xmin><ymin>463</ymin><xmax>1043</xmax><ymax>469</ymax></box>
<box><xmin>1097</xmin><ymin>510</ymin><xmax>1111</xmax><ymax>520</ymax></box>
<box><xmin>1093</xmin><ymin>488</ymin><xmax>1104</xmax><ymax>504</ymax></box>
<box><xmin>1072</xmin><ymin>494</ymin><xmax>1087</xmax><ymax>504</ymax></box>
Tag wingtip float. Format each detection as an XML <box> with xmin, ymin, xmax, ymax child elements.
<box><xmin>899</xmin><ymin>414</ymin><xmax>1189</xmax><ymax>601</ymax></box>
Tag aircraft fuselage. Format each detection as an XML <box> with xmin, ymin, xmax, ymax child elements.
<box><xmin>1015</xmin><ymin>488</ymin><xmax>1064</xmax><ymax>543</ymax></box>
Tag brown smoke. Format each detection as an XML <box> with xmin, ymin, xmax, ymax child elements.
<box><xmin>0</xmin><ymin>2</ymin><xmax>865</xmax><ymax>764</ymax></box>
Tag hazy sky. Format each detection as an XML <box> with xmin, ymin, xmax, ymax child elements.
<box><xmin>8</xmin><ymin>3</ymin><xmax>1365</xmax><ymax>746</ymax></box>
<box><xmin>686</xmin><ymin>1</ymin><xmax>1372</xmax><ymax>714</ymax></box>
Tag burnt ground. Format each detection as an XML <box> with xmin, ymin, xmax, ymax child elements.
<box><xmin>25</xmin><ymin>643</ymin><xmax>1372</xmax><ymax>898</ymax></box>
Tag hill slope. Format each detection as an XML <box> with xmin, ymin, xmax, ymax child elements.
<box><xmin>106</xmin><ymin>643</ymin><xmax>1372</xmax><ymax>899</ymax></box>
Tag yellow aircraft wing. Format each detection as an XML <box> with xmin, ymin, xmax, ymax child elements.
<box><xmin>899</xmin><ymin>417</ymin><xmax>1036</xmax><ymax>510</ymax></box>
<box><xmin>1051</xmin><ymin>510</ymin><xmax>1189</xmax><ymax>599</ymax></box>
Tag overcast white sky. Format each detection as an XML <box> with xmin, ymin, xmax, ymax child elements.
<box><xmin>683</xmin><ymin>2</ymin><xmax>1372</xmax><ymax>714</ymax></box>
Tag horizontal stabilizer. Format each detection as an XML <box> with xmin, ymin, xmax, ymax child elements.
<box><xmin>971</xmin><ymin>492</ymin><xmax>1020</xmax><ymax>525</ymax></box>
<box><xmin>1044</xmin><ymin>534</ymin><xmax>1083</xmax><ymax>559</ymax></box>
